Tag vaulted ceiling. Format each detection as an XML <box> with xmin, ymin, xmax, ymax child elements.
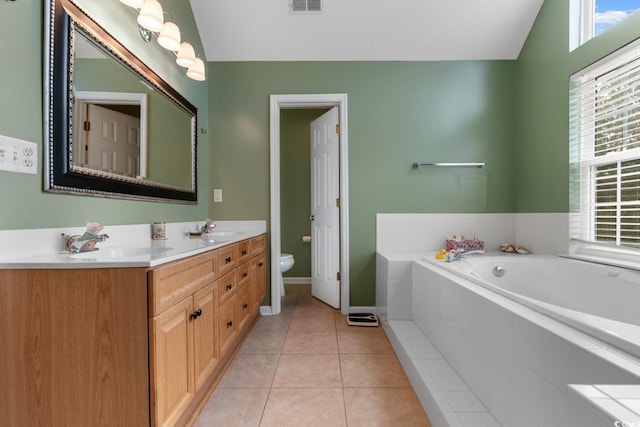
<box><xmin>189</xmin><ymin>0</ymin><xmax>544</xmax><ymax>62</ymax></box>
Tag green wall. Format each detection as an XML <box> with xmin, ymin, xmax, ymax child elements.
<box><xmin>0</xmin><ymin>0</ymin><xmax>209</xmax><ymax>230</ymax></box>
<box><xmin>515</xmin><ymin>0</ymin><xmax>640</xmax><ymax>212</ymax></box>
<box><xmin>280</xmin><ymin>109</ymin><xmax>328</xmax><ymax>278</ymax></box>
<box><xmin>209</xmin><ymin>61</ymin><xmax>517</xmax><ymax>306</ymax></box>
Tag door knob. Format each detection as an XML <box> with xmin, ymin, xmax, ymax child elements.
<box><xmin>309</xmin><ymin>215</ymin><xmax>315</xmax><ymax>221</ymax></box>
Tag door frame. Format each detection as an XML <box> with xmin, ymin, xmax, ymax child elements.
<box><xmin>268</xmin><ymin>94</ymin><xmax>350</xmax><ymax>315</ymax></box>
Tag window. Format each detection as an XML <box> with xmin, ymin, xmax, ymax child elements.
<box><xmin>570</xmin><ymin>39</ymin><xmax>640</xmax><ymax>252</ymax></box>
<box><xmin>579</xmin><ymin>0</ymin><xmax>640</xmax><ymax>46</ymax></box>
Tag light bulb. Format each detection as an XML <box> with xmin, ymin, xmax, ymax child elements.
<box><xmin>137</xmin><ymin>0</ymin><xmax>164</xmax><ymax>33</ymax></box>
<box><xmin>157</xmin><ymin>22</ymin><xmax>181</xmax><ymax>51</ymax></box>
<box><xmin>119</xmin><ymin>0</ymin><xmax>145</xmax><ymax>8</ymax></box>
<box><xmin>176</xmin><ymin>42</ymin><xmax>196</xmax><ymax>68</ymax></box>
<box><xmin>187</xmin><ymin>58</ymin><xmax>206</xmax><ymax>81</ymax></box>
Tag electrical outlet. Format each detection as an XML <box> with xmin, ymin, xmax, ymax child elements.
<box><xmin>213</xmin><ymin>189</ymin><xmax>223</xmax><ymax>202</ymax></box>
<box><xmin>0</xmin><ymin>135</ymin><xmax>37</xmax><ymax>175</ymax></box>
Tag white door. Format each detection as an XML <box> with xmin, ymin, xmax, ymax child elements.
<box><xmin>310</xmin><ymin>107</ymin><xmax>340</xmax><ymax>308</ymax></box>
<box><xmin>83</xmin><ymin>103</ymin><xmax>141</xmax><ymax>177</ymax></box>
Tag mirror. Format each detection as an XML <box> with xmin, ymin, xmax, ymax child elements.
<box><xmin>44</xmin><ymin>0</ymin><xmax>198</xmax><ymax>203</ymax></box>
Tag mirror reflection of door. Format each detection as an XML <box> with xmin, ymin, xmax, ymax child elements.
<box><xmin>81</xmin><ymin>103</ymin><xmax>141</xmax><ymax>177</ymax></box>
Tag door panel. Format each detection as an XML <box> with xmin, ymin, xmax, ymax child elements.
<box><xmin>310</xmin><ymin>107</ymin><xmax>340</xmax><ymax>308</ymax></box>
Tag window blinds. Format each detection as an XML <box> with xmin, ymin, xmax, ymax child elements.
<box><xmin>570</xmin><ymin>39</ymin><xmax>640</xmax><ymax>249</ymax></box>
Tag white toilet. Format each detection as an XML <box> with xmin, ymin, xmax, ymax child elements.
<box><xmin>279</xmin><ymin>253</ymin><xmax>295</xmax><ymax>296</ymax></box>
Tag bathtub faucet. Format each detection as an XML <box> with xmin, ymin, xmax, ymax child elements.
<box><xmin>445</xmin><ymin>249</ymin><xmax>465</xmax><ymax>262</ymax></box>
<box><xmin>445</xmin><ymin>249</ymin><xmax>485</xmax><ymax>262</ymax></box>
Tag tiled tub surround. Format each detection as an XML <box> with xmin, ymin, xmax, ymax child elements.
<box><xmin>0</xmin><ymin>220</ymin><xmax>265</xmax><ymax>267</ymax></box>
<box><xmin>379</xmin><ymin>252</ymin><xmax>640</xmax><ymax>426</ymax></box>
<box><xmin>376</xmin><ymin>213</ymin><xmax>640</xmax><ymax>426</ymax></box>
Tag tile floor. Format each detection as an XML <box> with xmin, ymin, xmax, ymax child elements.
<box><xmin>194</xmin><ymin>283</ymin><xmax>431</xmax><ymax>427</ymax></box>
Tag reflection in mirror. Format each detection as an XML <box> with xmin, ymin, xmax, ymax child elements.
<box><xmin>44</xmin><ymin>0</ymin><xmax>198</xmax><ymax>203</ymax></box>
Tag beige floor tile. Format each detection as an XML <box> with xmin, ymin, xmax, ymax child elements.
<box><xmin>238</xmin><ymin>329</ymin><xmax>287</xmax><ymax>355</ymax></box>
<box><xmin>260</xmin><ymin>388</ymin><xmax>347</xmax><ymax>427</ymax></box>
<box><xmin>343</xmin><ymin>387</ymin><xmax>431</xmax><ymax>427</ymax></box>
<box><xmin>272</xmin><ymin>354</ymin><xmax>342</xmax><ymax>388</ymax></box>
<box><xmin>340</xmin><ymin>354</ymin><xmax>410</xmax><ymax>387</ymax></box>
<box><xmin>337</xmin><ymin>330</ymin><xmax>394</xmax><ymax>354</ymax></box>
<box><xmin>282</xmin><ymin>330</ymin><xmax>338</xmax><ymax>354</ymax></box>
<box><xmin>193</xmin><ymin>387</ymin><xmax>269</xmax><ymax>427</ymax></box>
<box><xmin>251</xmin><ymin>314</ymin><xmax>292</xmax><ymax>333</ymax></box>
<box><xmin>288</xmin><ymin>311</ymin><xmax>337</xmax><ymax>332</ymax></box>
<box><xmin>217</xmin><ymin>354</ymin><xmax>280</xmax><ymax>388</ymax></box>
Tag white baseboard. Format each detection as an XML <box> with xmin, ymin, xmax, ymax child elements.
<box><xmin>283</xmin><ymin>277</ymin><xmax>311</xmax><ymax>284</ymax></box>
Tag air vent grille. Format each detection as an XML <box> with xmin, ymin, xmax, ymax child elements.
<box><xmin>291</xmin><ymin>0</ymin><xmax>322</xmax><ymax>13</ymax></box>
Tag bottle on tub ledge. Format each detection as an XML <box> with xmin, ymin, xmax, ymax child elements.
<box><xmin>444</xmin><ymin>234</ymin><xmax>485</xmax><ymax>254</ymax></box>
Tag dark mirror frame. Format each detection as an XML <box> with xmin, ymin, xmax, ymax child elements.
<box><xmin>44</xmin><ymin>0</ymin><xmax>198</xmax><ymax>203</ymax></box>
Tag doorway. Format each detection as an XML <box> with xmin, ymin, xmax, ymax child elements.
<box><xmin>268</xmin><ymin>94</ymin><xmax>350</xmax><ymax>315</ymax></box>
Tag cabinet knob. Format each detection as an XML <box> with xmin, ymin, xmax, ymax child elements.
<box><xmin>258</xmin><ymin>262</ymin><xmax>264</xmax><ymax>267</ymax></box>
<box><xmin>242</xmin><ymin>272</ymin><xmax>248</xmax><ymax>278</ymax></box>
<box><xmin>226</xmin><ymin>283</ymin><xmax>233</xmax><ymax>291</ymax></box>
<box><xmin>225</xmin><ymin>256</ymin><xmax>232</xmax><ymax>264</ymax></box>
<box><xmin>226</xmin><ymin>320</ymin><xmax>233</xmax><ymax>328</ymax></box>
<box><xmin>243</xmin><ymin>303</ymin><xmax>248</xmax><ymax>309</ymax></box>
<box><xmin>191</xmin><ymin>308</ymin><xmax>202</xmax><ymax>319</ymax></box>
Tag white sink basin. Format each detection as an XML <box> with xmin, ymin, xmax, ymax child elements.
<box><xmin>202</xmin><ymin>231</ymin><xmax>244</xmax><ymax>242</ymax></box>
<box><xmin>70</xmin><ymin>246</ymin><xmax>174</xmax><ymax>259</ymax></box>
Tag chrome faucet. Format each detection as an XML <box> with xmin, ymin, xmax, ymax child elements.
<box><xmin>61</xmin><ymin>221</ymin><xmax>109</xmax><ymax>253</ymax></box>
<box><xmin>445</xmin><ymin>249</ymin><xmax>485</xmax><ymax>262</ymax></box>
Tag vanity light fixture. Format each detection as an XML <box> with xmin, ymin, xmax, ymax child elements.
<box><xmin>137</xmin><ymin>0</ymin><xmax>164</xmax><ymax>32</ymax></box>
<box><xmin>176</xmin><ymin>42</ymin><xmax>197</xmax><ymax>68</ymax></box>
<box><xmin>157</xmin><ymin>22</ymin><xmax>181</xmax><ymax>51</ymax></box>
<box><xmin>119</xmin><ymin>0</ymin><xmax>205</xmax><ymax>81</ymax></box>
<box><xmin>186</xmin><ymin>58</ymin><xmax>206</xmax><ymax>81</ymax></box>
<box><xmin>119</xmin><ymin>0</ymin><xmax>144</xmax><ymax>8</ymax></box>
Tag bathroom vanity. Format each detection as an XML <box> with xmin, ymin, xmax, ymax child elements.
<box><xmin>0</xmin><ymin>232</ymin><xmax>266</xmax><ymax>427</ymax></box>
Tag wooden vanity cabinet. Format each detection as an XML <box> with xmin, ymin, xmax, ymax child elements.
<box><xmin>148</xmin><ymin>251</ymin><xmax>218</xmax><ymax>427</ymax></box>
<box><xmin>0</xmin><ymin>233</ymin><xmax>267</xmax><ymax>427</ymax></box>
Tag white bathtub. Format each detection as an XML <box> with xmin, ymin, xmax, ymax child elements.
<box><xmin>422</xmin><ymin>254</ymin><xmax>640</xmax><ymax>359</ymax></box>
<box><xmin>378</xmin><ymin>249</ymin><xmax>640</xmax><ymax>426</ymax></box>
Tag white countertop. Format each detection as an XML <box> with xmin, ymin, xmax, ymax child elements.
<box><xmin>0</xmin><ymin>221</ymin><xmax>266</xmax><ymax>269</ymax></box>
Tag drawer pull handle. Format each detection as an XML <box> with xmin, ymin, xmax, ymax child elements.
<box><xmin>191</xmin><ymin>309</ymin><xmax>202</xmax><ymax>319</ymax></box>
<box><xmin>225</xmin><ymin>256</ymin><xmax>232</xmax><ymax>264</ymax></box>
<box><xmin>226</xmin><ymin>320</ymin><xmax>233</xmax><ymax>328</ymax></box>
<box><xmin>242</xmin><ymin>272</ymin><xmax>248</xmax><ymax>278</ymax></box>
<box><xmin>242</xmin><ymin>250</ymin><xmax>248</xmax><ymax>256</ymax></box>
<box><xmin>226</xmin><ymin>284</ymin><xmax>233</xmax><ymax>291</ymax></box>
<box><xmin>243</xmin><ymin>303</ymin><xmax>248</xmax><ymax>309</ymax></box>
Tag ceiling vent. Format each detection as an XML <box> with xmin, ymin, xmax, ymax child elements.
<box><xmin>290</xmin><ymin>0</ymin><xmax>322</xmax><ymax>14</ymax></box>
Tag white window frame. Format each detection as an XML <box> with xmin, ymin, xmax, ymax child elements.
<box><xmin>569</xmin><ymin>38</ymin><xmax>640</xmax><ymax>267</ymax></box>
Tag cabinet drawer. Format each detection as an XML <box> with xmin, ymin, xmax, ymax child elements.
<box><xmin>217</xmin><ymin>270</ymin><xmax>237</xmax><ymax>308</ymax></box>
<box><xmin>218</xmin><ymin>300</ymin><xmax>236</xmax><ymax>355</ymax></box>
<box><xmin>217</xmin><ymin>244</ymin><xmax>238</xmax><ymax>277</ymax></box>
<box><xmin>237</xmin><ymin>262</ymin><xmax>251</xmax><ymax>290</ymax></box>
<box><xmin>235</xmin><ymin>286</ymin><xmax>253</xmax><ymax>332</ymax></box>
<box><xmin>237</xmin><ymin>240</ymin><xmax>251</xmax><ymax>265</ymax></box>
<box><xmin>250</xmin><ymin>234</ymin><xmax>266</xmax><ymax>257</ymax></box>
<box><xmin>148</xmin><ymin>251</ymin><xmax>217</xmax><ymax>317</ymax></box>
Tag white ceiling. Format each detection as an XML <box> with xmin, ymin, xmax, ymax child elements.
<box><xmin>188</xmin><ymin>0</ymin><xmax>544</xmax><ymax>62</ymax></box>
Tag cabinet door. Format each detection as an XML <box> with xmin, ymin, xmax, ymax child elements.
<box><xmin>193</xmin><ymin>283</ymin><xmax>218</xmax><ymax>391</ymax></box>
<box><xmin>150</xmin><ymin>297</ymin><xmax>194</xmax><ymax>427</ymax></box>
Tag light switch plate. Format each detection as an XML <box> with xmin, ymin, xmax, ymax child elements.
<box><xmin>213</xmin><ymin>189</ymin><xmax>223</xmax><ymax>202</ymax></box>
<box><xmin>0</xmin><ymin>135</ymin><xmax>37</xmax><ymax>175</ymax></box>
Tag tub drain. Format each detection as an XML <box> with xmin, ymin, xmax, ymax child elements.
<box><xmin>493</xmin><ymin>265</ymin><xmax>505</xmax><ymax>277</ymax></box>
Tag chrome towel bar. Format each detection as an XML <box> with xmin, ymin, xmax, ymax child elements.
<box><xmin>412</xmin><ymin>162</ymin><xmax>485</xmax><ymax>169</ymax></box>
